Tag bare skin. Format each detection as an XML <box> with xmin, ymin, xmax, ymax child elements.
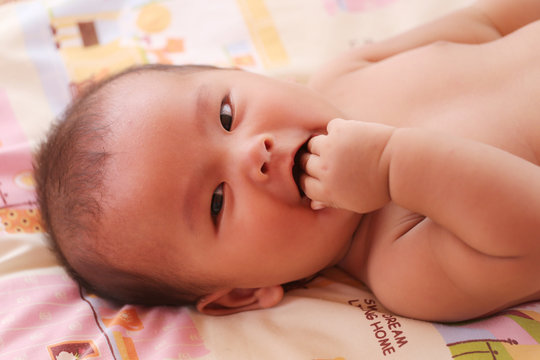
<box><xmin>85</xmin><ymin>0</ymin><xmax>540</xmax><ymax>322</ymax></box>
<box><xmin>301</xmin><ymin>0</ymin><xmax>540</xmax><ymax>321</ymax></box>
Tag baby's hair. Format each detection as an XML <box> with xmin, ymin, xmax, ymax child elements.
<box><xmin>34</xmin><ymin>64</ymin><xmax>221</xmax><ymax>306</ymax></box>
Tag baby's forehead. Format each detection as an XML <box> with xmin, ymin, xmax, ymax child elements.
<box><xmin>113</xmin><ymin>65</ymin><xmax>224</xmax><ymax>85</ymax></box>
<box><xmin>104</xmin><ymin>68</ymin><xmax>214</xmax><ymax>109</ymax></box>
<box><xmin>104</xmin><ymin>66</ymin><xmax>243</xmax><ymax>145</ymax></box>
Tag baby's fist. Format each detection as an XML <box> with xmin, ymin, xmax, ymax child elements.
<box><xmin>300</xmin><ymin>118</ymin><xmax>394</xmax><ymax>214</ymax></box>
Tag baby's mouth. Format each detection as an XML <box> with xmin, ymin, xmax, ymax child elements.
<box><xmin>292</xmin><ymin>139</ymin><xmax>309</xmax><ymax>198</ymax></box>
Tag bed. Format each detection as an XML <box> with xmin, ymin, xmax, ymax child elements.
<box><xmin>2</xmin><ymin>0</ymin><xmax>540</xmax><ymax>359</ymax></box>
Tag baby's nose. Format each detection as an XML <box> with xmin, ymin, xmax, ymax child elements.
<box><xmin>243</xmin><ymin>134</ymin><xmax>274</xmax><ymax>182</ymax></box>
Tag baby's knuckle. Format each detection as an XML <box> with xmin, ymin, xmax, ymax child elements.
<box><xmin>327</xmin><ymin>118</ymin><xmax>341</xmax><ymax>130</ymax></box>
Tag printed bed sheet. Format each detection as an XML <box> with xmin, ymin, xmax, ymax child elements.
<box><xmin>2</xmin><ymin>0</ymin><xmax>540</xmax><ymax>359</ymax></box>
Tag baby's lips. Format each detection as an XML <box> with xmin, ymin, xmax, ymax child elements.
<box><xmin>312</xmin><ymin>128</ymin><xmax>329</xmax><ymax>138</ymax></box>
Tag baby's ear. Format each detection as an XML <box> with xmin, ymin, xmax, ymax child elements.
<box><xmin>196</xmin><ymin>286</ymin><xmax>284</xmax><ymax>316</ymax></box>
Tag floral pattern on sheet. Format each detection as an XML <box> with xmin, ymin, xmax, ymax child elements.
<box><xmin>0</xmin><ymin>208</ymin><xmax>43</xmax><ymax>234</ymax></box>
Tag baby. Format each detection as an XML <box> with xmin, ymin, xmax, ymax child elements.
<box><xmin>35</xmin><ymin>0</ymin><xmax>540</xmax><ymax>322</ymax></box>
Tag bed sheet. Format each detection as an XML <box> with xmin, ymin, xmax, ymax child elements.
<box><xmin>2</xmin><ymin>0</ymin><xmax>540</xmax><ymax>359</ymax></box>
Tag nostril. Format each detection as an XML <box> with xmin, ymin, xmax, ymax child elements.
<box><xmin>264</xmin><ymin>138</ymin><xmax>273</xmax><ymax>151</ymax></box>
<box><xmin>261</xmin><ymin>163</ymin><xmax>268</xmax><ymax>174</ymax></box>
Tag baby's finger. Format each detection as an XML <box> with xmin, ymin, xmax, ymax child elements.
<box><xmin>327</xmin><ymin>118</ymin><xmax>346</xmax><ymax>131</ymax></box>
<box><xmin>307</xmin><ymin>135</ymin><xmax>324</xmax><ymax>155</ymax></box>
<box><xmin>299</xmin><ymin>173</ymin><xmax>325</xmax><ymax>202</ymax></box>
<box><xmin>310</xmin><ymin>200</ymin><xmax>327</xmax><ymax>211</ymax></box>
<box><xmin>299</xmin><ymin>152</ymin><xmax>321</xmax><ymax>177</ymax></box>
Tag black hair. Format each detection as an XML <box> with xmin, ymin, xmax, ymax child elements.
<box><xmin>34</xmin><ymin>64</ymin><xmax>222</xmax><ymax>306</ymax></box>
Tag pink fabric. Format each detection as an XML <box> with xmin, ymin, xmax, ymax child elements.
<box><xmin>0</xmin><ymin>90</ymin><xmax>35</xmax><ymax>210</ymax></box>
<box><xmin>0</xmin><ymin>272</ymin><xmax>210</xmax><ymax>360</ymax></box>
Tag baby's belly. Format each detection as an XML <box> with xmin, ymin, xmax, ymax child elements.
<box><xmin>329</xmin><ymin>20</ymin><xmax>540</xmax><ymax>161</ymax></box>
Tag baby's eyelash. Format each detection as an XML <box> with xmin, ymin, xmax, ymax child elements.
<box><xmin>211</xmin><ymin>183</ymin><xmax>224</xmax><ymax>224</ymax></box>
<box><xmin>220</xmin><ymin>96</ymin><xmax>233</xmax><ymax>131</ymax></box>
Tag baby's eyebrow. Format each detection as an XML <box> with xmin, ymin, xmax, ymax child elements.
<box><xmin>195</xmin><ymin>83</ymin><xmax>212</xmax><ymax>134</ymax></box>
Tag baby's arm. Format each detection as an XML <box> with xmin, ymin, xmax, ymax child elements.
<box><xmin>384</xmin><ymin>127</ymin><xmax>540</xmax><ymax>258</ymax></box>
<box><xmin>341</xmin><ymin>0</ymin><xmax>540</xmax><ymax>62</ymax></box>
<box><xmin>301</xmin><ymin>120</ymin><xmax>540</xmax><ymax>257</ymax></box>
<box><xmin>302</xmin><ymin>120</ymin><xmax>540</xmax><ymax>320</ymax></box>
<box><xmin>310</xmin><ymin>0</ymin><xmax>540</xmax><ymax>91</ymax></box>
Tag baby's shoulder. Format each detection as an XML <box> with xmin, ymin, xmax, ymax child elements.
<box><xmin>308</xmin><ymin>49</ymin><xmax>370</xmax><ymax>93</ymax></box>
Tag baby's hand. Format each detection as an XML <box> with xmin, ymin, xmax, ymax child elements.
<box><xmin>300</xmin><ymin>118</ymin><xmax>395</xmax><ymax>213</ymax></box>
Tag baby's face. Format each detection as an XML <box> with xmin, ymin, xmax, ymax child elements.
<box><xmin>102</xmin><ymin>69</ymin><xmax>361</xmax><ymax>291</ymax></box>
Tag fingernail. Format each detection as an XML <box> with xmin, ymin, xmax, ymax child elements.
<box><xmin>311</xmin><ymin>201</ymin><xmax>326</xmax><ymax>210</ymax></box>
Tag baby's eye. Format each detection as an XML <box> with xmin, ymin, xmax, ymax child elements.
<box><xmin>220</xmin><ymin>97</ymin><xmax>233</xmax><ymax>131</ymax></box>
<box><xmin>211</xmin><ymin>183</ymin><xmax>224</xmax><ymax>222</ymax></box>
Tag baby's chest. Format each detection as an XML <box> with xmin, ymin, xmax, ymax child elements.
<box><xmin>324</xmin><ymin>39</ymin><xmax>540</xmax><ymax>162</ymax></box>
